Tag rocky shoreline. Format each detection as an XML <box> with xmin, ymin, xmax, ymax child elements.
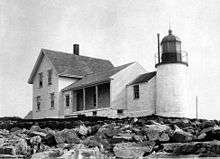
<box><xmin>1</xmin><ymin>115</ymin><xmax>220</xmax><ymax>158</ymax></box>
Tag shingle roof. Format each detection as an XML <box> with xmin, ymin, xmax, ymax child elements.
<box><xmin>28</xmin><ymin>49</ymin><xmax>114</xmax><ymax>84</ymax></box>
<box><xmin>129</xmin><ymin>71</ymin><xmax>156</xmax><ymax>85</ymax></box>
<box><xmin>62</xmin><ymin>62</ymin><xmax>134</xmax><ymax>91</ymax></box>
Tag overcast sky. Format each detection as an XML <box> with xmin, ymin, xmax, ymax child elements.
<box><xmin>0</xmin><ymin>0</ymin><xmax>220</xmax><ymax>119</ymax></box>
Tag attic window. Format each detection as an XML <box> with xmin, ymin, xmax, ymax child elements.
<box><xmin>38</xmin><ymin>72</ymin><xmax>43</xmax><ymax>88</ymax></box>
<box><xmin>133</xmin><ymin>85</ymin><xmax>140</xmax><ymax>99</ymax></box>
<box><xmin>48</xmin><ymin>69</ymin><xmax>52</xmax><ymax>85</ymax></box>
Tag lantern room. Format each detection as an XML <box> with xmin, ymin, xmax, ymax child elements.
<box><xmin>155</xmin><ymin>29</ymin><xmax>188</xmax><ymax>67</ymax></box>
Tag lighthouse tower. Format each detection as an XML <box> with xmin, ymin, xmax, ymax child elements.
<box><xmin>155</xmin><ymin>29</ymin><xmax>189</xmax><ymax>117</ymax></box>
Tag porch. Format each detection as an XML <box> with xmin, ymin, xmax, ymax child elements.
<box><xmin>65</xmin><ymin>82</ymin><xmax>111</xmax><ymax>115</ymax></box>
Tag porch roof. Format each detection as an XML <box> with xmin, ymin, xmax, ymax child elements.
<box><xmin>62</xmin><ymin>62</ymin><xmax>133</xmax><ymax>91</ymax></box>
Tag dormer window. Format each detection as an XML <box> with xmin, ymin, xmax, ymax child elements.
<box><xmin>48</xmin><ymin>69</ymin><xmax>52</xmax><ymax>85</ymax></box>
<box><xmin>38</xmin><ymin>73</ymin><xmax>43</xmax><ymax>88</ymax></box>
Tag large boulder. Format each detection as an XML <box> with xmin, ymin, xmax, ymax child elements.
<box><xmin>163</xmin><ymin>140</ymin><xmax>220</xmax><ymax>156</ymax></box>
<box><xmin>1</xmin><ymin>135</ymin><xmax>28</xmax><ymax>155</ymax></box>
<box><xmin>167</xmin><ymin>118</ymin><xmax>191</xmax><ymax>128</ymax></box>
<box><xmin>133</xmin><ymin>134</ymin><xmax>146</xmax><ymax>143</ymax></box>
<box><xmin>15</xmin><ymin>138</ymin><xmax>29</xmax><ymax>155</ymax></box>
<box><xmin>57</xmin><ymin>146</ymin><xmax>103</xmax><ymax>159</ymax></box>
<box><xmin>211</xmin><ymin>126</ymin><xmax>220</xmax><ymax>140</ymax></box>
<box><xmin>30</xmin><ymin>136</ymin><xmax>41</xmax><ymax>146</ymax></box>
<box><xmin>163</xmin><ymin>142</ymin><xmax>197</xmax><ymax>155</ymax></box>
<box><xmin>30</xmin><ymin>125</ymin><xmax>42</xmax><ymax>132</ymax></box>
<box><xmin>143</xmin><ymin>122</ymin><xmax>171</xmax><ymax>142</ymax></box>
<box><xmin>199</xmin><ymin>126</ymin><xmax>220</xmax><ymax>140</ymax></box>
<box><xmin>111</xmin><ymin>132</ymin><xmax>134</xmax><ymax>144</ymax></box>
<box><xmin>201</xmin><ymin>120</ymin><xmax>216</xmax><ymax>129</ymax></box>
<box><xmin>54</xmin><ymin>129</ymin><xmax>80</xmax><ymax>145</ymax></box>
<box><xmin>97</xmin><ymin>123</ymin><xmax>120</xmax><ymax>139</ymax></box>
<box><xmin>76</xmin><ymin>124</ymin><xmax>90</xmax><ymax>136</ymax></box>
<box><xmin>82</xmin><ymin>136</ymin><xmax>102</xmax><ymax>149</ymax></box>
<box><xmin>197</xmin><ymin>133</ymin><xmax>206</xmax><ymax>140</ymax></box>
<box><xmin>0</xmin><ymin>129</ymin><xmax>9</xmax><ymax>137</ymax></box>
<box><xmin>172</xmin><ymin>125</ymin><xmax>193</xmax><ymax>142</ymax></box>
<box><xmin>0</xmin><ymin>146</ymin><xmax>16</xmax><ymax>155</ymax></box>
<box><xmin>29</xmin><ymin>131</ymin><xmax>47</xmax><ymax>138</ymax></box>
<box><xmin>44</xmin><ymin>133</ymin><xmax>57</xmax><ymax>146</ymax></box>
<box><xmin>113</xmin><ymin>142</ymin><xmax>155</xmax><ymax>158</ymax></box>
<box><xmin>31</xmin><ymin>148</ymin><xmax>63</xmax><ymax>159</ymax></box>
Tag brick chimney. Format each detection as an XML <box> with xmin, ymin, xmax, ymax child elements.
<box><xmin>73</xmin><ymin>44</ymin><xmax>79</xmax><ymax>55</ymax></box>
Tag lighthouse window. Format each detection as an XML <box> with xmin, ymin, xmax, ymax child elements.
<box><xmin>133</xmin><ymin>85</ymin><xmax>140</xmax><ymax>99</ymax></box>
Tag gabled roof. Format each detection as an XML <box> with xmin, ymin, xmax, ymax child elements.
<box><xmin>129</xmin><ymin>71</ymin><xmax>156</xmax><ymax>85</ymax></box>
<box><xmin>62</xmin><ymin>62</ymin><xmax>134</xmax><ymax>91</ymax></box>
<box><xmin>28</xmin><ymin>49</ymin><xmax>114</xmax><ymax>84</ymax></box>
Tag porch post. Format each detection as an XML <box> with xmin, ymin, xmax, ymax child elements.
<box><xmin>83</xmin><ymin>88</ymin><xmax>86</xmax><ymax>110</ymax></box>
<box><xmin>95</xmin><ymin>85</ymin><xmax>98</xmax><ymax>108</ymax></box>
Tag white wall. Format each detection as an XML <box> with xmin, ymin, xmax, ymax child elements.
<box><xmin>126</xmin><ymin>76</ymin><xmax>156</xmax><ymax>117</ymax></box>
<box><xmin>62</xmin><ymin>91</ymin><xmax>73</xmax><ymax>116</ymax></box>
<box><xmin>58</xmin><ymin>77</ymin><xmax>79</xmax><ymax>117</ymax></box>
<box><xmin>110</xmin><ymin>62</ymin><xmax>146</xmax><ymax>110</ymax></box>
<box><xmin>32</xmin><ymin>55</ymin><xmax>79</xmax><ymax>119</ymax></box>
<box><xmin>32</xmin><ymin>55</ymin><xmax>60</xmax><ymax>119</ymax></box>
<box><xmin>66</xmin><ymin>108</ymin><xmax>119</xmax><ymax>118</ymax></box>
<box><xmin>156</xmin><ymin>63</ymin><xmax>191</xmax><ymax>117</ymax></box>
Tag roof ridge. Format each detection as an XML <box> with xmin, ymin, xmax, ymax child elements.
<box><xmin>138</xmin><ymin>71</ymin><xmax>156</xmax><ymax>76</ymax></box>
<box><xmin>114</xmin><ymin>62</ymin><xmax>134</xmax><ymax>68</ymax></box>
<box><xmin>41</xmin><ymin>48</ymin><xmax>112</xmax><ymax>62</ymax></box>
<box><xmin>128</xmin><ymin>71</ymin><xmax>156</xmax><ymax>85</ymax></box>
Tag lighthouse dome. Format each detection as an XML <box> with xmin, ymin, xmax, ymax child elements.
<box><xmin>161</xmin><ymin>29</ymin><xmax>181</xmax><ymax>43</ymax></box>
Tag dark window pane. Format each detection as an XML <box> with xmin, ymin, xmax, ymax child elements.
<box><xmin>117</xmin><ymin>109</ymin><xmax>123</xmax><ymax>114</ymax></box>
<box><xmin>133</xmin><ymin>85</ymin><xmax>140</xmax><ymax>99</ymax></box>
<box><xmin>39</xmin><ymin>73</ymin><xmax>43</xmax><ymax>88</ymax></box>
<box><xmin>48</xmin><ymin>70</ymin><xmax>52</xmax><ymax>85</ymax></box>
<box><xmin>66</xmin><ymin>95</ymin><xmax>70</xmax><ymax>107</ymax></box>
<box><xmin>36</xmin><ymin>96</ymin><xmax>41</xmax><ymax>111</ymax></box>
<box><xmin>50</xmin><ymin>93</ymin><xmax>55</xmax><ymax>108</ymax></box>
<box><xmin>93</xmin><ymin>111</ymin><xmax>97</xmax><ymax>116</ymax></box>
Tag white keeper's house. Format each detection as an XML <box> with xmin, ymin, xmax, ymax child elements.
<box><xmin>28</xmin><ymin>30</ymin><xmax>192</xmax><ymax>119</ymax></box>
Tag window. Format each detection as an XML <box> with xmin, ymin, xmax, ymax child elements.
<box><xmin>133</xmin><ymin>85</ymin><xmax>140</xmax><ymax>99</ymax></box>
<box><xmin>48</xmin><ymin>69</ymin><xmax>52</xmax><ymax>85</ymax></box>
<box><xmin>50</xmin><ymin>93</ymin><xmax>55</xmax><ymax>108</ymax></box>
<box><xmin>93</xmin><ymin>94</ymin><xmax>96</xmax><ymax>107</ymax></box>
<box><xmin>93</xmin><ymin>111</ymin><xmax>97</xmax><ymax>116</ymax></box>
<box><xmin>117</xmin><ymin>109</ymin><xmax>123</xmax><ymax>115</ymax></box>
<box><xmin>38</xmin><ymin>73</ymin><xmax>43</xmax><ymax>88</ymax></box>
<box><xmin>36</xmin><ymin>96</ymin><xmax>41</xmax><ymax>111</ymax></box>
<box><xmin>65</xmin><ymin>94</ymin><xmax>70</xmax><ymax>107</ymax></box>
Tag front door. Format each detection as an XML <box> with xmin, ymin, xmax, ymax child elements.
<box><xmin>76</xmin><ymin>90</ymin><xmax>83</xmax><ymax>111</ymax></box>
